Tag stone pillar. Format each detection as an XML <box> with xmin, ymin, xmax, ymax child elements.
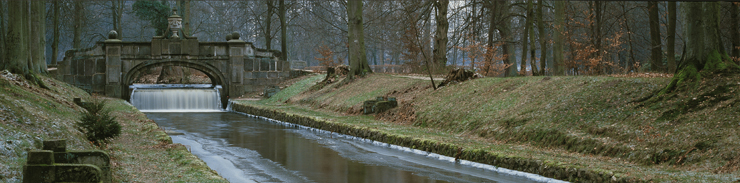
<box><xmin>104</xmin><ymin>30</ymin><xmax>122</xmax><ymax>98</ymax></box>
<box><xmin>227</xmin><ymin>32</ymin><xmax>246</xmax><ymax>101</ymax></box>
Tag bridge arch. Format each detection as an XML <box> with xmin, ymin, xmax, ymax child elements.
<box><xmin>122</xmin><ymin>60</ymin><xmax>229</xmax><ymax>108</ymax></box>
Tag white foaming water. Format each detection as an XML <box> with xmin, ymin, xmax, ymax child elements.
<box><xmin>131</xmin><ymin>85</ymin><xmax>223</xmax><ymax>112</ymax></box>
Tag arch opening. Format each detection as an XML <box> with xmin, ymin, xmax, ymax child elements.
<box><xmin>123</xmin><ymin>60</ymin><xmax>229</xmax><ymax>110</ymax></box>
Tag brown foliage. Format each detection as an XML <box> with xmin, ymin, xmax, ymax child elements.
<box><xmin>315</xmin><ymin>44</ymin><xmax>339</xmax><ymax>67</ymax></box>
<box><xmin>456</xmin><ymin>36</ymin><xmax>511</xmax><ymax>77</ymax></box>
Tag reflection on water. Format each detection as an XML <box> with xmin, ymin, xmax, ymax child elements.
<box><xmin>146</xmin><ymin>112</ymin><xmax>547</xmax><ymax>183</ymax></box>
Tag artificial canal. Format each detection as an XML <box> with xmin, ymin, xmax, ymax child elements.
<box><xmin>131</xmin><ymin>84</ymin><xmax>566</xmax><ymax>183</ymax></box>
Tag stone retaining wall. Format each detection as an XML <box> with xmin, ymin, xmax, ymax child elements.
<box><xmin>230</xmin><ymin>103</ymin><xmax>641</xmax><ymax>183</ymax></box>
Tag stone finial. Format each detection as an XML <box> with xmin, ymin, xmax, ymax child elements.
<box><xmin>231</xmin><ymin>32</ymin><xmax>240</xmax><ymax>40</ymax></box>
<box><xmin>225</xmin><ymin>34</ymin><xmax>233</xmax><ymax>41</ymax></box>
<box><xmin>108</xmin><ymin>30</ymin><xmax>118</xmax><ymax>40</ymax></box>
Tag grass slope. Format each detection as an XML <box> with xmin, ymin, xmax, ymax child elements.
<box><xmin>237</xmin><ymin>73</ymin><xmax>740</xmax><ymax>182</ymax></box>
<box><xmin>0</xmin><ymin>71</ymin><xmax>226</xmax><ymax>182</ymax></box>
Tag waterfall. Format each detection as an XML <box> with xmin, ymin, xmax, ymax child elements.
<box><xmin>131</xmin><ymin>84</ymin><xmax>223</xmax><ymax>112</ymax></box>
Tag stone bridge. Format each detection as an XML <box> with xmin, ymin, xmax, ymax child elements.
<box><xmin>57</xmin><ymin>31</ymin><xmax>291</xmax><ymax>108</ymax></box>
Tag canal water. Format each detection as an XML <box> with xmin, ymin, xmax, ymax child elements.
<box><xmin>145</xmin><ymin>112</ymin><xmax>561</xmax><ymax>183</ymax></box>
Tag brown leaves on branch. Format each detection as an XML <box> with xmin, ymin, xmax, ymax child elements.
<box><xmin>455</xmin><ymin>36</ymin><xmax>511</xmax><ymax>77</ymax></box>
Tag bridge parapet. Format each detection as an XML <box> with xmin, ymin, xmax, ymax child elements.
<box><xmin>58</xmin><ymin>30</ymin><xmax>291</xmax><ymax>108</ymax></box>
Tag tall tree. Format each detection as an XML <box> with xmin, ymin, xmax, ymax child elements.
<box><xmin>112</xmin><ymin>0</ymin><xmax>124</xmax><ymax>39</ymax></box>
<box><xmin>666</xmin><ymin>2</ymin><xmax>677</xmax><ymax>73</ymax></box>
<box><xmin>552</xmin><ymin>0</ymin><xmax>565</xmax><ymax>75</ymax></box>
<box><xmin>432</xmin><ymin>0</ymin><xmax>449</xmax><ymax>71</ymax></box>
<box><xmin>5</xmin><ymin>0</ymin><xmax>28</xmax><ymax>75</ymax></box>
<box><xmin>133</xmin><ymin>0</ymin><xmax>170</xmax><ymax>37</ymax></box>
<box><xmin>279</xmin><ymin>0</ymin><xmax>287</xmax><ymax>61</ymax></box>
<box><xmin>347</xmin><ymin>0</ymin><xmax>371</xmax><ymax>78</ymax></box>
<box><xmin>731</xmin><ymin>2</ymin><xmax>740</xmax><ymax>62</ymax></box>
<box><xmin>500</xmin><ymin>0</ymin><xmax>517</xmax><ymax>77</ymax></box>
<box><xmin>520</xmin><ymin>0</ymin><xmax>533</xmax><ymax>75</ymax></box>
<box><xmin>264</xmin><ymin>0</ymin><xmax>274</xmax><ymax>49</ymax></box>
<box><xmin>0</xmin><ymin>0</ymin><xmax>6</xmax><ymax>69</ymax></box>
<box><xmin>73</xmin><ymin>0</ymin><xmax>84</xmax><ymax>49</ymax></box>
<box><xmin>30</xmin><ymin>0</ymin><xmax>45</xmax><ymax>73</ymax></box>
<box><xmin>662</xmin><ymin>2</ymin><xmax>738</xmax><ymax>94</ymax></box>
<box><xmin>648</xmin><ymin>1</ymin><xmax>662</xmax><ymax>72</ymax></box>
<box><xmin>537</xmin><ymin>0</ymin><xmax>547</xmax><ymax>76</ymax></box>
<box><xmin>180</xmin><ymin>0</ymin><xmax>190</xmax><ymax>36</ymax></box>
<box><xmin>52</xmin><ymin>0</ymin><xmax>60</xmax><ymax>66</ymax></box>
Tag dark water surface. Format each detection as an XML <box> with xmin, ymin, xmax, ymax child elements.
<box><xmin>145</xmin><ymin>112</ymin><xmax>551</xmax><ymax>183</ymax></box>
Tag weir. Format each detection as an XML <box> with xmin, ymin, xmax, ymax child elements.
<box><xmin>130</xmin><ymin>84</ymin><xmax>223</xmax><ymax>112</ymax></box>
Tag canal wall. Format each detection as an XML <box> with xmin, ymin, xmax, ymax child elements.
<box><xmin>230</xmin><ymin>103</ymin><xmax>641</xmax><ymax>183</ymax></box>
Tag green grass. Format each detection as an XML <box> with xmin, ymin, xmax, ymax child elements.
<box><xmin>234</xmin><ymin>73</ymin><xmax>740</xmax><ymax>182</ymax></box>
<box><xmin>0</xmin><ymin>72</ymin><xmax>226</xmax><ymax>182</ymax></box>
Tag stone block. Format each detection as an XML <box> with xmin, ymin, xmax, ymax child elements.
<box><xmin>151</xmin><ymin>39</ymin><xmax>161</xmax><ymax>56</ymax></box>
<box><xmin>76</xmin><ymin>59</ymin><xmax>84</xmax><ymax>75</ymax></box>
<box><xmin>215</xmin><ymin>46</ymin><xmax>227</xmax><ymax>56</ymax></box>
<box><xmin>54</xmin><ymin>151</ymin><xmax>110</xmax><ymax>167</ymax></box>
<box><xmin>85</xmin><ymin>59</ymin><xmax>95</xmax><ymax>76</ymax></box>
<box><xmin>63</xmin><ymin>75</ymin><xmax>74</xmax><ymax>85</ymax></box>
<box><xmin>122</xmin><ymin>46</ymin><xmax>133</xmax><ymax>55</ymax></box>
<box><xmin>169</xmin><ymin>42</ymin><xmax>181</xmax><ymax>55</ymax></box>
<box><xmin>160</xmin><ymin>39</ymin><xmax>170</xmax><ymax>54</ymax></box>
<box><xmin>230</xmin><ymin>47</ymin><xmax>243</xmax><ymax>56</ymax></box>
<box><xmin>243</xmin><ymin>72</ymin><xmax>253</xmax><ymax>79</ymax></box>
<box><xmin>27</xmin><ymin>150</ymin><xmax>55</xmax><ymax>164</ymax></box>
<box><xmin>22</xmin><ymin>165</ymin><xmax>55</xmax><ymax>183</ymax></box>
<box><xmin>107</xmin><ymin>66</ymin><xmax>120</xmax><ymax>83</ymax></box>
<box><xmin>106</xmin><ymin>56</ymin><xmax>121</xmax><ymax>67</ymax></box>
<box><xmin>106</xmin><ymin>46</ymin><xmax>120</xmax><ymax>56</ymax></box>
<box><xmin>244</xmin><ymin>58</ymin><xmax>254</xmax><ymax>71</ymax></box>
<box><xmin>184</xmin><ymin>39</ymin><xmax>199</xmax><ymax>55</ymax></box>
<box><xmin>42</xmin><ymin>139</ymin><xmax>67</xmax><ymax>152</ymax></box>
<box><xmin>279</xmin><ymin>71</ymin><xmax>290</xmax><ymax>78</ymax></box>
<box><xmin>54</xmin><ymin>164</ymin><xmax>103</xmax><ymax>183</ymax></box>
<box><xmin>199</xmin><ymin>45</ymin><xmax>214</xmax><ymax>57</ymax></box>
<box><xmin>260</xmin><ymin>59</ymin><xmax>271</xmax><ymax>71</ymax></box>
<box><xmin>96</xmin><ymin>59</ymin><xmax>106</xmax><ymax>73</ymax></box>
<box><xmin>122</xmin><ymin>60</ymin><xmax>132</xmax><ymax>73</ymax></box>
<box><xmin>268</xmin><ymin>72</ymin><xmax>279</xmax><ymax>78</ymax></box>
<box><xmin>139</xmin><ymin>45</ymin><xmax>151</xmax><ymax>56</ymax></box>
<box><xmin>255</xmin><ymin>72</ymin><xmax>267</xmax><ymax>79</ymax></box>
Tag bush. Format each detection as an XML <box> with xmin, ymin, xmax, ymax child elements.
<box><xmin>76</xmin><ymin>98</ymin><xmax>121</xmax><ymax>146</ymax></box>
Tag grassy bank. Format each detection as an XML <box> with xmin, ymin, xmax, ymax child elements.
<box><xmin>234</xmin><ymin>73</ymin><xmax>739</xmax><ymax>182</ymax></box>
<box><xmin>0</xmin><ymin>71</ymin><xmax>226</xmax><ymax>182</ymax></box>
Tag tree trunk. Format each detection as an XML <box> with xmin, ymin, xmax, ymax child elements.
<box><xmin>279</xmin><ymin>0</ymin><xmax>287</xmax><ymax>61</ymax></box>
<box><xmin>24</xmin><ymin>0</ymin><xmax>32</xmax><ymax>72</ymax></box>
<box><xmin>662</xmin><ymin>2</ymin><xmax>737</xmax><ymax>94</ymax></box>
<box><xmin>530</xmin><ymin>17</ymin><xmax>538</xmax><ymax>75</ymax></box>
<box><xmin>0</xmin><ymin>0</ymin><xmax>6</xmax><ymax>69</ymax></box>
<box><xmin>520</xmin><ymin>0</ymin><xmax>532</xmax><ymax>76</ymax></box>
<box><xmin>179</xmin><ymin>0</ymin><xmax>190</xmax><ymax>37</ymax></box>
<box><xmin>73</xmin><ymin>0</ymin><xmax>83</xmax><ymax>49</ymax></box>
<box><xmin>347</xmin><ymin>0</ymin><xmax>371</xmax><ymax>79</ymax></box>
<box><xmin>648</xmin><ymin>1</ymin><xmax>662</xmax><ymax>72</ymax></box>
<box><xmin>537</xmin><ymin>0</ymin><xmax>547</xmax><ymax>76</ymax></box>
<box><xmin>666</xmin><ymin>1</ymin><xmax>677</xmax><ymax>73</ymax></box>
<box><xmin>731</xmin><ymin>2</ymin><xmax>740</xmax><ymax>63</ymax></box>
<box><xmin>552</xmin><ymin>0</ymin><xmax>565</xmax><ymax>75</ymax></box>
<box><xmin>52</xmin><ymin>0</ymin><xmax>60</xmax><ymax>66</ymax></box>
<box><xmin>594</xmin><ymin>1</ymin><xmax>602</xmax><ymax>74</ymax></box>
<box><xmin>265</xmin><ymin>0</ymin><xmax>273</xmax><ymax>49</ymax></box>
<box><xmin>6</xmin><ymin>0</ymin><xmax>28</xmax><ymax>75</ymax></box>
<box><xmin>497</xmin><ymin>0</ymin><xmax>517</xmax><ymax>77</ymax></box>
<box><xmin>30</xmin><ymin>0</ymin><xmax>45</xmax><ymax>73</ymax></box>
<box><xmin>433</xmin><ymin>0</ymin><xmax>449</xmax><ymax>72</ymax></box>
